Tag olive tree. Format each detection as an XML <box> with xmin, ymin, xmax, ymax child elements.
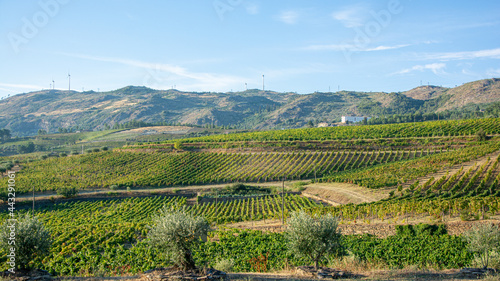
<box><xmin>286</xmin><ymin>211</ymin><xmax>342</xmax><ymax>269</ymax></box>
<box><xmin>463</xmin><ymin>223</ymin><xmax>500</xmax><ymax>268</ymax></box>
<box><xmin>0</xmin><ymin>213</ymin><xmax>52</xmax><ymax>270</ymax></box>
<box><xmin>147</xmin><ymin>206</ymin><xmax>210</xmax><ymax>270</ymax></box>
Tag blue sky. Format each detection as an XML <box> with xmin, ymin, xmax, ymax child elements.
<box><xmin>1</xmin><ymin>0</ymin><xmax>499</xmax><ymax>98</ymax></box>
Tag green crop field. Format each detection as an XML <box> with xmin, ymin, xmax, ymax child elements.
<box><xmin>2</xmin><ymin>118</ymin><xmax>500</xmax><ymax>277</ymax></box>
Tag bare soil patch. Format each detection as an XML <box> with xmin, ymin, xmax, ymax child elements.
<box><xmin>301</xmin><ymin>182</ymin><xmax>389</xmax><ymax>205</ymax></box>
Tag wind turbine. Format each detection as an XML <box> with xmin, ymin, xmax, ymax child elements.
<box><xmin>52</xmin><ymin>78</ymin><xmax>55</xmax><ymax>90</ymax></box>
<box><xmin>68</xmin><ymin>72</ymin><xmax>71</xmax><ymax>91</ymax></box>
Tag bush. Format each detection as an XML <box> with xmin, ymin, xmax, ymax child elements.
<box><xmin>0</xmin><ymin>213</ymin><xmax>52</xmax><ymax>270</ymax></box>
<box><xmin>214</xmin><ymin>258</ymin><xmax>235</xmax><ymax>272</ymax></box>
<box><xmin>57</xmin><ymin>186</ymin><xmax>79</xmax><ymax>198</ymax></box>
<box><xmin>174</xmin><ymin>141</ymin><xmax>184</xmax><ymax>150</ymax></box>
<box><xmin>463</xmin><ymin>223</ymin><xmax>500</xmax><ymax>268</ymax></box>
<box><xmin>71</xmin><ymin>150</ymin><xmax>79</xmax><ymax>155</ymax></box>
<box><xmin>92</xmin><ymin>148</ymin><xmax>100</xmax><ymax>153</ymax></box>
<box><xmin>147</xmin><ymin>206</ymin><xmax>210</xmax><ymax>270</ymax></box>
<box><xmin>109</xmin><ymin>185</ymin><xmax>118</xmax><ymax>190</ymax></box>
<box><xmin>59</xmin><ymin>152</ymin><xmax>67</xmax><ymax>157</ymax></box>
<box><xmin>101</xmin><ymin>146</ymin><xmax>109</xmax><ymax>151</ymax></box>
<box><xmin>292</xmin><ymin>181</ymin><xmax>309</xmax><ymax>191</ymax></box>
<box><xmin>286</xmin><ymin>211</ymin><xmax>343</xmax><ymax>269</ymax></box>
<box><xmin>476</xmin><ymin>129</ymin><xmax>488</xmax><ymax>142</ymax></box>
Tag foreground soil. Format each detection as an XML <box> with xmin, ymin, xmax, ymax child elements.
<box><xmin>47</xmin><ymin>268</ymin><xmax>496</xmax><ymax>281</ymax></box>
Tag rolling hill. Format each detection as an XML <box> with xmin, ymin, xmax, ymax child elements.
<box><xmin>0</xmin><ymin>78</ymin><xmax>499</xmax><ymax>136</ymax></box>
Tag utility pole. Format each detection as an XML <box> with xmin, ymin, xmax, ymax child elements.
<box><xmin>282</xmin><ymin>177</ymin><xmax>285</xmax><ymax>225</ymax></box>
<box><xmin>32</xmin><ymin>185</ymin><xmax>35</xmax><ymax>216</ymax></box>
<box><xmin>215</xmin><ymin>189</ymin><xmax>218</xmax><ymax>224</ymax></box>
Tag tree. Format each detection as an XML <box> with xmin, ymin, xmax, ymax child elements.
<box><xmin>286</xmin><ymin>211</ymin><xmax>343</xmax><ymax>269</ymax></box>
<box><xmin>57</xmin><ymin>186</ymin><xmax>79</xmax><ymax>198</ymax></box>
<box><xmin>37</xmin><ymin>129</ymin><xmax>47</xmax><ymax>135</ymax></box>
<box><xmin>0</xmin><ymin>129</ymin><xmax>11</xmax><ymax>142</ymax></box>
<box><xmin>174</xmin><ymin>141</ymin><xmax>184</xmax><ymax>150</ymax></box>
<box><xmin>147</xmin><ymin>207</ymin><xmax>209</xmax><ymax>270</ymax></box>
<box><xmin>17</xmin><ymin>142</ymin><xmax>35</xmax><ymax>154</ymax></box>
<box><xmin>463</xmin><ymin>223</ymin><xmax>500</xmax><ymax>268</ymax></box>
<box><xmin>0</xmin><ymin>214</ymin><xmax>52</xmax><ymax>270</ymax></box>
<box><xmin>476</xmin><ymin>129</ymin><xmax>488</xmax><ymax>142</ymax></box>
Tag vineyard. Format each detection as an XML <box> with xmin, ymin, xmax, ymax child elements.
<box><xmin>4</xmin><ymin>148</ymin><xmax>448</xmax><ymax>193</ymax></box>
<box><xmin>2</xmin><ymin>118</ymin><xmax>500</xmax><ymax>276</ymax></box>
<box><xmin>2</xmin><ymin>193</ymin><xmax>496</xmax><ymax>275</ymax></box>
<box><xmin>129</xmin><ymin>118</ymin><xmax>500</xmax><ymax>147</ymax></box>
<box><xmin>325</xmin><ymin>142</ymin><xmax>500</xmax><ymax>188</ymax></box>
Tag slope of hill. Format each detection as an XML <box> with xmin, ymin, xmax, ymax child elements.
<box><xmin>0</xmin><ymin>78</ymin><xmax>499</xmax><ymax>136</ymax></box>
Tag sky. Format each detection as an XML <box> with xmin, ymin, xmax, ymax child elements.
<box><xmin>0</xmin><ymin>0</ymin><xmax>499</xmax><ymax>99</ymax></box>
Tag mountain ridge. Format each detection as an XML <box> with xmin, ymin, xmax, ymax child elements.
<box><xmin>1</xmin><ymin>78</ymin><xmax>499</xmax><ymax>136</ymax></box>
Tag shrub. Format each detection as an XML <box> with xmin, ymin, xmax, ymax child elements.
<box><xmin>174</xmin><ymin>141</ymin><xmax>184</xmax><ymax>150</ymax></box>
<box><xmin>57</xmin><ymin>186</ymin><xmax>79</xmax><ymax>198</ymax></box>
<box><xmin>59</xmin><ymin>152</ymin><xmax>67</xmax><ymax>157</ymax></box>
<box><xmin>463</xmin><ymin>223</ymin><xmax>500</xmax><ymax>268</ymax></box>
<box><xmin>0</xmin><ymin>213</ymin><xmax>52</xmax><ymax>270</ymax></box>
<box><xmin>71</xmin><ymin>150</ymin><xmax>79</xmax><ymax>155</ymax></box>
<box><xmin>286</xmin><ymin>211</ymin><xmax>343</xmax><ymax>269</ymax></box>
<box><xmin>147</xmin><ymin>206</ymin><xmax>210</xmax><ymax>270</ymax></box>
<box><xmin>92</xmin><ymin>148</ymin><xmax>100</xmax><ymax>153</ymax></box>
<box><xmin>476</xmin><ymin>129</ymin><xmax>488</xmax><ymax>142</ymax></box>
<box><xmin>101</xmin><ymin>146</ymin><xmax>109</xmax><ymax>151</ymax></box>
<box><xmin>109</xmin><ymin>185</ymin><xmax>118</xmax><ymax>190</ymax></box>
<box><xmin>214</xmin><ymin>258</ymin><xmax>235</xmax><ymax>272</ymax></box>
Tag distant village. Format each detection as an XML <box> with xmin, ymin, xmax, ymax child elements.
<box><xmin>317</xmin><ymin>116</ymin><xmax>371</xmax><ymax>127</ymax></box>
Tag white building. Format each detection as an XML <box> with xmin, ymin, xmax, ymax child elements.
<box><xmin>317</xmin><ymin>122</ymin><xmax>330</xmax><ymax>127</ymax></box>
<box><xmin>341</xmin><ymin>116</ymin><xmax>370</xmax><ymax>123</ymax></box>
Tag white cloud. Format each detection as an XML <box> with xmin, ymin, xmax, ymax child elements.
<box><xmin>331</xmin><ymin>5</ymin><xmax>368</xmax><ymax>28</ymax></box>
<box><xmin>0</xmin><ymin>83</ymin><xmax>44</xmax><ymax>97</ymax></box>
<box><xmin>60</xmin><ymin>53</ymin><xmax>247</xmax><ymax>92</ymax></box>
<box><xmin>277</xmin><ymin>10</ymin><xmax>299</xmax><ymax>24</ymax></box>
<box><xmin>304</xmin><ymin>43</ymin><xmax>410</xmax><ymax>52</ymax></box>
<box><xmin>486</xmin><ymin>68</ymin><xmax>500</xmax><ymax>77</ymax></box>
<box><xmin>0</xmin><ymin>82</ymin><xmax>42</xmax><ymax>90</ymax></box>
<box><xmin>393</xmin><ymin>63</ymin><xmax>446</xmax><ymax>75</ymax></box>
<box><xmin>423</xmin><ymin>48</ymin><xmax>500</xmax><ymax>61</ymax></box>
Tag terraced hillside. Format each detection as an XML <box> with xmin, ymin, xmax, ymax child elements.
<box><xmin>1</xmin><ymin>118</ymin><xmax>500</xmax><ymax>276</ymax></box>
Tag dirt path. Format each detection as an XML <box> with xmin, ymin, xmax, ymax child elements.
<box><xmin>301</xmin><ymin>182</ymin><xmax>389</xmax><ymax>205</ymax></box>
<box><xmin>14</xmin><ymin>181</ymin><xmax>299</xmax><ymax>202</ymax></box>
<box><xmin>52</xmin><ymin>268</ymin><xmax>483</xmax><ymax>280</ymax></box>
